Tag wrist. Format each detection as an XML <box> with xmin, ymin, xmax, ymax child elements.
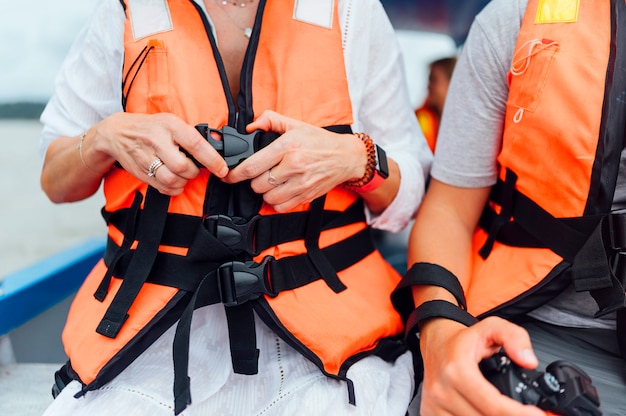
<box><xmin>77</xmin><ymin>132</ymin><xmax>98</xmax><ymax>173</ymax></box>
<box><xmin>77</xmin><ymin>129</ymin><xmax>114</xmax><ymax>174</ymax></box>
<box><xmin>342</xmin><ymin>132</ymin><xmax>389</xmax><ymax>192</ymax></box>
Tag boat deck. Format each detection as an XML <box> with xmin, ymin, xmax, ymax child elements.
<box><xmin>0</xmin><ymin>363</ymin><xmax>59</xmax><ymax>415</ymax></box>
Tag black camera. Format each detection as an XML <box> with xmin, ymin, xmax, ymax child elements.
<box><xmin>479</xmin><ymin>351</ymin><xmax>602</xmax><ymax>416</ymax></box>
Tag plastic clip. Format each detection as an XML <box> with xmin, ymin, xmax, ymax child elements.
<box><xmin>192</xmin><ymin>124</ymin><xmax>262</xmax><ymax>168</ymax></box>
<box><xmin>217</xmin><ymin>256</ymin><xmax>274</xmax><ymax>307</ymax></box>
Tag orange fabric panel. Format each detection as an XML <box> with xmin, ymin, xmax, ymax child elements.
<box><xmin>252</xmin><ymin>1</ymin><xmax>354</xmax><ymax>128</ymax></box>
<box><xmin>415</xmin><ymin>105</ymin><xmax>439</xmax><ymax>152</ymax></box>
<box><xmin>468</xmin><ymin>230</ymin><xmax>563</xmax><ymax>317</ymax></box>
<box><xmin>63</xmin><ymin>261</ymin><xmax>179</xmax><ymax>384</ymax></box>
<box><xmin>266</xmin><ymin>251</ymin><xmax>403</xmax><ymax>375</ymax></box>
<box><xmin>500</xmin><ymin>0</ymin><xmax>609</xmax><ymax>218</ymax></box>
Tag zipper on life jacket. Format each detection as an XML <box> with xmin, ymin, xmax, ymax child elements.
<box><xmin>189</xmin><ymin>0</ymin><xmax>236</xmax><ymax>127</ymax></box>
<box><xmin>189</xmin><ymin>0</ymin><xmax>267</xmax><ymax>221</ymax></box>
<box><xmin>188</xmin><ymin>0</ymin><xmax>266</xmax><ymax>130</ymax></box>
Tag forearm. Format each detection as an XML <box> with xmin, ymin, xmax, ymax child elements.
<box><xmin>43</xmin><ymin>111</ymin><xmax>224</xmax><ymax>205</ymax></box>
<box><xmin>408</xmin><ymin>179</ymin><xmax>491</xmax><ymax>308</ymax></box>
<box><xmin>41</xmin><ymin>128</ymin><xmax>114</xmax><ymax>203</ymax></box>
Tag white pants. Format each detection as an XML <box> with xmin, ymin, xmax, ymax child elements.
<box><xmin>43</xmin><ymin>305</ymin><xmax>414</xmax><ymax>415</ymax></box>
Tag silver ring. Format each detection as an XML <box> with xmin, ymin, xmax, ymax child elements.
<box><xmin>147</xmin><ymin>157</ymin><xmax>164</xmax><ymax>178</ymax></box>
<box><xmin>268</xmin><ymin>169</ymin><xmax>279</xmax><ymax>186</ymax></box>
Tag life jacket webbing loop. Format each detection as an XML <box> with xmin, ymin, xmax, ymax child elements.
<box><xmin>96</xmin><ymin>187</ymin><xmax>171</xmax><ymax>338</ymax></box>
<box><xmin>479</xmin><ymin>169</ymin><xmax>518</xmax><ymax>259</ymax></box>
<box><xmin>94</xmin><ymin>191</ymin><xmax>143</xmax><ymax>301</ymax></box>
<box><xmin>305</xmin><ymin>196</ymin><xmax>347</xmax><ymax>293</ymax></box>
<box><xmin>224</xmin><ymin>303</ymin><xmax>259</xmax><ymax>374</ymax></box>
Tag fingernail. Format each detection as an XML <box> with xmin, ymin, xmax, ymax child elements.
<box><xmin>522</xmin><ymin>348</ymin><xmax>538</xmax><ymax>365</ymax></box>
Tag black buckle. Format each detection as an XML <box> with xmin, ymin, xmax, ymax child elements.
<box><xmin>194</xmin><ymin>124</ymin><xmax>263</xmax><ymax>168</ymax></box>
<box><xmin>203</xmin><ymin>214</ymin><xmax>260</xmax><ymax>256</ymax></box>
<box><xmin>217</xmin><ymin>256</ymin><xmax>275</xmax><ymax>307</ymax></box>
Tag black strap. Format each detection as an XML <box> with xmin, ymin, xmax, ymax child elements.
<box><xmin>479</xmin><ymin>176</ymin><xmax>626</xmax><ymax>317</ymax></box>
<box><xmin>479</xmin><ymin>169</ymin><xmax>518</xmax><ymax>259</ymax></box>
<box><xmin>103</xmin><ymin>226</ymin><xmax>373</xmax><ymax>302</ymax></box>
<box><xmin>102</xmin><ymin>199</ymin><xmax>365</xmax><ymax>256</ymax></box>
<box><xmin>94</xmin><ymin>191</ymin><xmax>143</xmax><ymax>301</ymax></box>
<box><xmin>168</xmin><ymin>227</ymin><xmax>374</xmax><ymax>414</ymax></box>
<box><xmin>224</xmin><ymin>303</ymin><xmax>259</xmax><ymax>374</ymax></box>
<box><xmin>172</xmin><ymin>290</ymin><xmax>197</xmax><ymax>415</ymax></box>
<box><xmin>51</xmin><ymin>363</ymin><xmax>73</xmax><ymax>399</ymax></box>
<box><xmin>479</xmin><ymin>174</ymin><xmax>597</xmax><ymax>262</ymax></box>
<box><xmin>96</xmin><ymin>187</ymin><xmax>170</xmax><ymax>338</ymax></box>
<box><xmin>617</xmin><ymin>308</ymin><xmax>626</xmax><ymax>360</ymax></box>
<box><xmin>391</xmin><ymin>262</ymin><xmax>468</xmax><ymax>322</ymax></box>
<box><xmin>304</xmin><ymin>196</ymin><xmax>346</xmax><ymax>293</ymax></box>
<box><xmin>404</xmin><ymin>300</ymin><xmax>477</xmax><ymax>354</ymax></box>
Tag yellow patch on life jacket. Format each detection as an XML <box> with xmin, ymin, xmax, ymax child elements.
<box><xmin>535</xmin><ymin>0</ymin><xmax>580</xmax><ymax>24</ymax></box>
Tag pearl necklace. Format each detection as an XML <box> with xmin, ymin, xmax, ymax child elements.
<box><xmin>213</xmin><ymin>0</ymin><xmax>254</xmax><ymax>37</ymax></box>
<box><xmin>219</xmin><ymin>0</ymin><xmax>253</xmax><ymax>7</ymax></box>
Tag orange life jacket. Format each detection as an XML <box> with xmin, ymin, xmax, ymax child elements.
<box><xmin>415</xmin><ymin>104</ymin><xmax>438</xmax><ymax>152</ymax></box>
<box><xmin>60</xmin><ymin>1</ymin><xmax>405</xmax><ymax>413</ymax></box>
<box><xmin>470</xmin><ymin>0</ymin><xmax>626</xmax><ymax>319</ymax></box>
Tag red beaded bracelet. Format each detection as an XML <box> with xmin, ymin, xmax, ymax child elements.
<box><xmin>343</xmin><ymin>132</ymin><xmax>377</xmax><ymax>190</ymax></box>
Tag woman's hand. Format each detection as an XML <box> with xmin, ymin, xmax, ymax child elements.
<box><xmin>418</xmin><ymin>316</ymin><xmax>546</xmax><ymax>416</ymax></box>
<box><xmin>224</xmin><ymin>110</ymin><xmax>366</xmax><ymax>212</ymax></box>
<box><xmin>41</xmin><ymin>112</ymin><xmax>228</xmax><ymax>203</ymax></box>
<box><xmin>95</xmin><ymin>112</ymin><xmax>228</xmax><ymax>194</ymax></box>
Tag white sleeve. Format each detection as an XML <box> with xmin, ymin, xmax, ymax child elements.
<box><xmin>341</xmin><ymin>0</ymin><xmax>433</xmax><ymax>232</ymax></box>
<box><xmin>39</xmin><ymin>0</ymin><xmax>125</xmax><ymax>156</ymax></box>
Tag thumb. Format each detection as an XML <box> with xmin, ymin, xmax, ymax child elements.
<box><xmin>485</xmin><ymin>318</ymin><xmax>538</xmax><ymax>369</ymax></box>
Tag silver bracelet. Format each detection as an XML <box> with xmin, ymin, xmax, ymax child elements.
<box><xmin>78</xmin><ymin>132</ymin><xmax>97</xmax><ymax>172</ymax></box>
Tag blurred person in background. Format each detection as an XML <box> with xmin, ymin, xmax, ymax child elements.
<box><xmin>415</xmin><ymin>56</ymin><xmax>456</xmax><ymax>153</ymax></box>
